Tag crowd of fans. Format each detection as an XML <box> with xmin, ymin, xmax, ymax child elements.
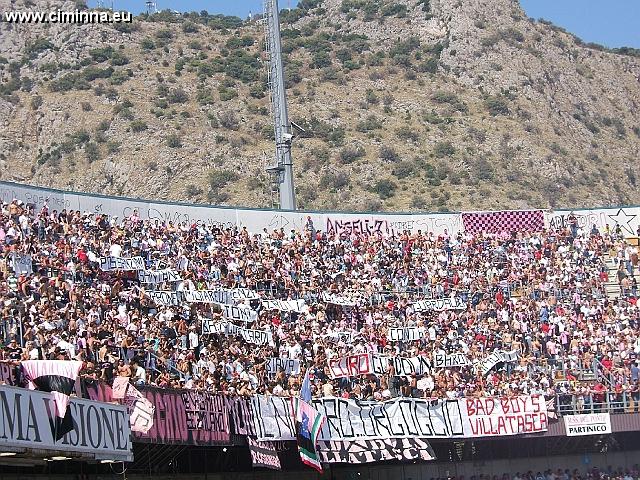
<box><xmin>446</xmin><ymin>465</ymin><xmax>640</xmax><ymax>480</ymax></box>
<box><xmin>1</xmin><ymin>198</ymin><xmax>640</xmax><ymax>410</ymax></box>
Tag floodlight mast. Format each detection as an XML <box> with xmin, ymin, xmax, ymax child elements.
<box><xmin>264</xmin><ymin>0</ymin><xmax>296</xmax><ymax>210</ymax></box>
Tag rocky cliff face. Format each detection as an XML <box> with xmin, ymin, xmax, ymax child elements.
<box><xmin>0</xmin><ymin>0</ymin><xmax>639</xmax><ymax>212</ymax></box>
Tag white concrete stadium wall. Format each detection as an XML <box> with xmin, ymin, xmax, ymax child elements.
<box><xmin>1</xmin><ymin>181</ymin><xmax>639</xmax><ymax>237</ymax></box>
<box><xmin>0</xmin><ymin>181</ymin><xmax>460</xmax><ymax>235</ymax></box>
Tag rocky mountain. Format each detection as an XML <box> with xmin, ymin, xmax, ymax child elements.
<box><xmin>1</xmin><ymin>0</ymin><xmax>639</xmax><ymax>212</ymax></box>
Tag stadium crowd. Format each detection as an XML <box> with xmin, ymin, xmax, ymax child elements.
<box><xmin>1</xmin><ymin>198</ymin><xmax>640</xmax><ymax>409</ymax></box>
<box><xmin>444</xmin><ymin>465</ymin><xmax>640</xmax><ymax>480</ymax></box>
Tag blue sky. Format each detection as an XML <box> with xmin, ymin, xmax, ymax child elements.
<box><xmin>92</xmin><ymin>0</ymin><xmax>640</xmax><ymax>48</ymax></box>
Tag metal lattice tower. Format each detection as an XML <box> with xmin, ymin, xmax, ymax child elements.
<box><xmin>145</xmin><ymin>1</ymin><xmax>157</xmax><ymax>15</ymax></box>
<box><xmin>264</xmin><ymin>0</ymin><xmax>296</xmax><ymax>211</ymax></box>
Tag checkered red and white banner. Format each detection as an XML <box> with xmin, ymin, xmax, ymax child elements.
<box><xmin>462</xmin><ymin>210</ymin><xmax>544</xmax><ymax>235</ymax></box>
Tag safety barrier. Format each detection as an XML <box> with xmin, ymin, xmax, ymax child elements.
<box><xmin>556</xmin><ymin>392</ymin><xmax>640</xmax><ymax>415</ymax></box>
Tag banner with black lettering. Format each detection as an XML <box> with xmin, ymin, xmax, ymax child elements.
<box><xmin>387</xmin><ymin>327</ymin><xmax>422</xmax><ymax>342</ymax></box>
<box><xmin>184</xmin><ymin>289</ymin><xmax>230</xmax><ymax>304</ymax></box>
<box><xmin>329</xmin><ymin>354</ymin><xmax>432</xmax><ymax>378</ymax></box>
<box><xmin>202</xmin><ymin>318</ymin><xmax>227</xmax><ymax>336</ymax></box>
<box><xmin>317</xmin><ymin>438</ymin><xmax>436</xmax><ymax>464</ymax></box>
<box><xmin>320</xmin><ymin>292</ymin><xmax>357</xmax><ymax>307</ymax></box>
<box><xmin>201</xmin><ymin>319</ymin><xmax>272</xmax><ymax>346</ymax></box>
<box><xmin>183</xmin><ymin>288</ymin><xmax>259</xmax><ymax>305</ymax></box>
<box><xmin>266</xmin><ymin>358</ymin><xmax>301</xmax><ymax>376</ymax></box>
<box><xmin>0</xmin><ymin>385</ymin><xmax>132</xmax><ymax>461</ymax></box>
<box><xmin>413</xmin><ymin>297</ymin><xmax>467</xmax><ymax>312</ymax></box>
<box><xmin>227</xmin><ymin>323</ymin><xmax>272</xmax><ymax>346</ymax></box>
<box><xmin>502</xmin><ymin>350</ymin><xmax>520</xmax><ymax>363</ymax></box>
<box><xmin>83</xmin><ymin>382</ymin><xmax>232</xmax><ymax>446</ymax></box>
<box><xmin>371</xmin><ymin>355</ymin><xmax>432</xmax><ymax>376</ymax></box>
<box><xmin>233</xmin><ymin>288</ymin><xmax>261</xmax><ymax>301</ymax></box>
<box><xmin>0</xmin><ymin>362</ymin><xmax>18</xmax><ymax>386</ymax></box>
<box><xmin>250</xmin><ymin>395</ymin><xmax>547</xmax><ymax>442</ymax></box>
<box><xmin>248</xmin><ymin>437</ymin><xmax>281</xmax><ymax>470</ymax></box>
<box><xmin>323</xmin><ymin>331</ymin><xmax>357</xmax><ymax>343</ymax></box>
<box><xmin>221</xmin><ymin>304</ymin><xmax>258</xmax><ymax>323</ymax></box>
<box><xmin>564</xmin><ymin>413</ymin><xmax>611</xmax><ymax>436</ymax></box>
<box><xmin>138</xmin><ymin>269</ymin><xmax>182</xmax><ymax>284</ymax></box>
<box><xmin>478</xmin><ymin>350</ymin><xmax>520</xmax><ymax>375</ymax></box>
<box><xmin>479</xmin><ymin>351</ymin><xmax>504</xmax><ymax>376</ymax></box>
<box><xmin>146</xmin><ymin>290</ymin><xmax>183</xmax><ymax>306</ymax></box>
<box><xmin>261</xmin><ymin>299</ymin><xmax>306</xmax><ymax>313</ymax></box>
<box><xmin>99</xmin><ymin>256</ymin><xmax>145</xmax><ymax>271</ymax></box>
<box><xmin>433</xmin><ymin>352</ymin><xmax>469</xmax><ymax>368</ymax></box>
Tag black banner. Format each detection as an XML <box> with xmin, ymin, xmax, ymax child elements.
<box><xmin>248</xmin><ymin>437</ymin><xmax>281</xmax><ymax>470</ymax></box>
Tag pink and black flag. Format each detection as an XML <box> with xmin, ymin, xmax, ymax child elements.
<box><xmin>22</xmin><ymin>360</ymin><xmax>82</xmax><ymax>440</ymax></box>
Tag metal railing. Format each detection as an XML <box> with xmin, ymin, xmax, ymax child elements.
<box><xmin>143</xmin><ymin>350</ymin><xmax>187</xmax><ymax>382</ymax></box>
<box><xmin>555</xmin><ymin>392</ymin><xmax>640</xmax><ymax>415</ymax></box>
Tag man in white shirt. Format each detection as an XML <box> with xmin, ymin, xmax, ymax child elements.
<box><xmin>188</xmin><ymin>326</ymin><xmax>199</xmax><ymax>350</ymax></box>
<box><xmin>132</xmin><ymin>361</ymin><xmax>146</xmax><ymax>386</ymax></box>
<box><xmin>287</xmin><ymin>340</ymin><xmax>302</xmax><ymax>359</ymax></box>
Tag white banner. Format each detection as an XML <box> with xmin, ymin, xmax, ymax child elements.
<box><xmin>146</xmin><ymin>290</ymin><xmax>183</xmax><ymax>306</ymax></box>
<box><xmin>0</xmin><ymin>385</ymin><xmax>132</xmax><ymax>461</ymax></box>
<box><xmin>433</xmin><ymin>352</ymin><xmax>470</xmax><ymax>368</ymax></box>
<box><xmin>201</xmin><ymin>319</ymin><xmax>272</xmax><ymax>346</ymax></box>
<box><xmin>479</xmin><ymin>351</ymin><xmax>505</xmax><ymax>376</ymax></box>
<box><xmin>547</xmin><ymin>208</ymin><xmax>640</xmax><ymax>236</ymax></box>
<box><xmin>184</xmin><ymin>289</ymin><xmax>229</xmax><ymax>304</ymax></box>
<box><xmin>202</xmin><ymin>319</ymin><xmax>227</xmax><ymax>336</ymax></box>
<box><xmin>479</xmin><ymin>350</ymin><xmax>520</xmax><ymax>375</ymax></box>
<box><xmin>413</xmin><ymin>297</ymin><xmax>467</xmax><ymax>312</ymax></box>
<box><xmin>251</xmin><ymin>395</ymin><xmax>548</xmax><ymax>441</ymax></box>
<box><xmin>138</xmin><ymin>269</ymin><xmax>181</xmax><ymax>284</ymax></box>
<box><xmin>99</xmin><ymin>256</ymin><xmax>145</xmax><ymax>271</ymax></box>
<box><xmin>232</xmin><ymin>288</ymin><xmax>261</xmax><ymax>301</ymax></box>
<box><xmin>502</xmin><ymin>350</ymin><xmax>520</xmax><ymax>363</ymax></box>
<box><xmin>318</xmin><ymin>438</ymin><xmax>435</xmax><ymax>464</ymax></box>
<box><xmin>323</xmin><ymin>331</ymin><xmax>357</xmax><ymax>343</ymax></box>
<box><xmin>328</xmin><ymin>354</ymin><xmax>371</xmax><ymax>379</ymax></box>
<box><xmin>12</xmin><ymin>253</ymin><xmax>33</xmax><ymax>275</ymax></box>
<box><xmin>371</xmin><ymin>355</ymin><xmax>432</xmax><ymax>377</ymax></box>
<box><xmin>261</xmin><ymin>299</ymin><xmax>306</xmax><ymax>313</ymax></box>
<box><xmin>564</xmin><ymin>413</ymin><xmax>612</xmax><ymax>436</ymax></box>
<box><xmin>221</xmin><ymin>304</ymin><xmax>258</xmax><ymax>323</ymax></box>
<box><xmin>123</xmin><ymin>384</ymin><xmax>155</xmax><ymax>434</ymax></box>
<box><xmin>328</xmin><ymin>354</ymin><xmax>432</xmax><ymax>378</ymax></box>
<box><xmin>266</xmin><ymin>358</ymin><xmax>301</xmax><ymax>376</ymax></box>
<box><xmin>320</xmin><ymin>292</ymin><xmax>357</xmax><ymax>307</ymax></box>
<box><xmin>387</xmin><ymin>327</ymin><xmax>422</xmax><ymax>342</ymax></box>
<box><xmin>183</xmin><ymin>288</ymin><xmax>259</xmax><ymax>306</ymax></box>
